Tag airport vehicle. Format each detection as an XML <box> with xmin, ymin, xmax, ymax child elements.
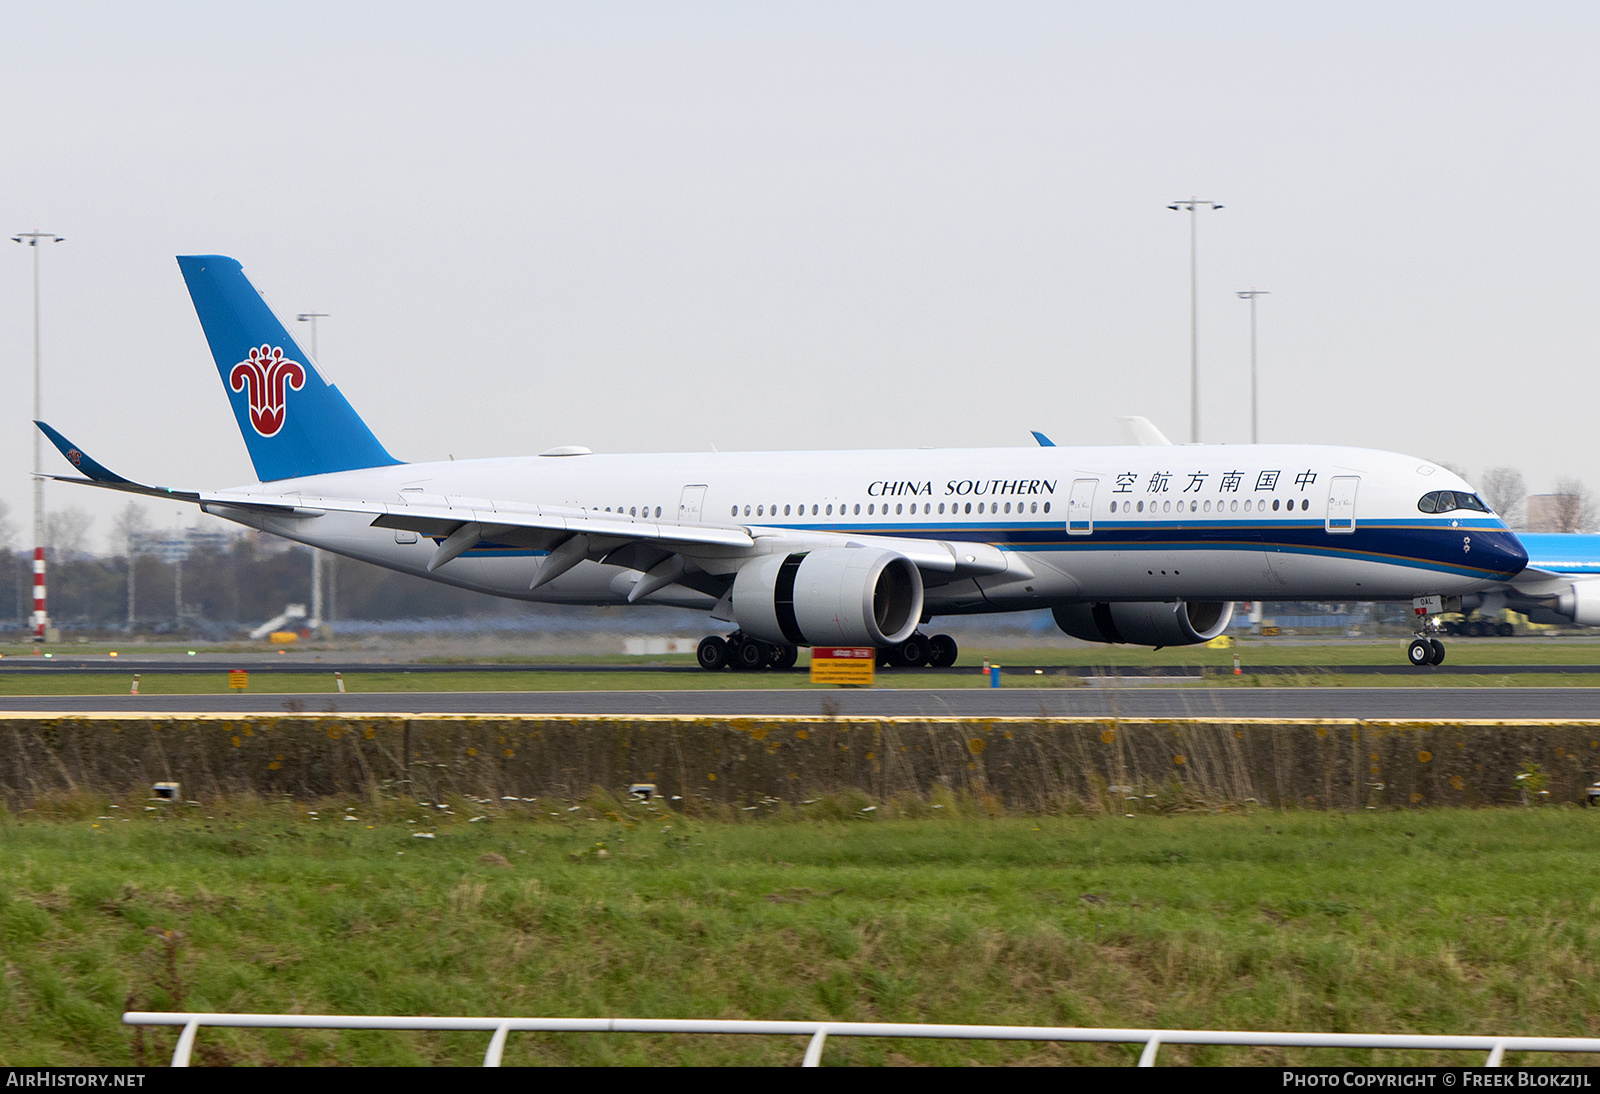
<box><xmin>39</xmin><ymin>256</ymin><xmax>1530</xmax><ymax>667</ymax></box>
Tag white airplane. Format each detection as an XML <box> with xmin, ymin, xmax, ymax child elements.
<box><xmin>39</xmin><ymin>255</ymin><xmax>1535</xmax><ymax>669</ymax></box>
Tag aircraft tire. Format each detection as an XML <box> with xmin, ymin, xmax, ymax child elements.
<box><xmin>1429</xmin><ymin>639</ymin><xmax>1446</xmax><ymax>665</ymax></box>
<box><xmin>1407</xmin><ymin>639</ymin><xmax>1432</xmax><ymax>666</ymax></box>
<box><xmin>768</xmin><ymin>644</ymin><xmax>798</xmax><ymax>671</ymax></box>
<box><xmin>927</xmin><ymin>633</ymin><xmax>958</xmax><ymax>668</ymax></box>
<box><xmin>697</xmin><ymin>636</ymin><xmax>728</xmax><ymax>671</ymax></box>
<box><xmin>734</xmin><ymin>638</ymin><xmax>768</xmax><ymax>671</ymax></box>
<box><xmin>895</xmin><ymin>634</ymin><xmax>930</xmax><ymax>668</ymax></box>
<box><xmin>1497</xmin><ymin>622</ymin><xmax>1515</xmax><ymax>637</ymax></box>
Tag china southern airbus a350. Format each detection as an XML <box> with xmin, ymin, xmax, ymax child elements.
<box><xmin>40</xmin><ymin>255</ymin><xmax>1577</xmax><ymax>670</ymax></box>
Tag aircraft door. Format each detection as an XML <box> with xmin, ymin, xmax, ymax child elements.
<box><xmin>1326</xmin><ymin>476</ymin><xmax>1359</xmax><ymax>534</ymax></box>
<box><xmin>1067</xmin><ymin>478</ymin><xmax>1098</xmax><ymax>535</ymax></box>
<box><xmin>678</xmin><ymin>485</ymin><xmax>708</xmax><ymax>524</ymax></box>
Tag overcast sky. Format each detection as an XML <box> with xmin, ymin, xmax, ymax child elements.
<box><xmin>3</xmin><ymin>1</ymin><xmax>1598</xmax><ymax>552</ymax></box>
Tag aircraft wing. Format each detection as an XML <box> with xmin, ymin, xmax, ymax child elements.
<box><xmin>196</xmin><ymin>489</ymin><xmax>1008</xmax><ymax>578</ymax></box>
<box><xmin>37</xmin><ymin>423</ymin><xmax>1009</xmax><ymax>593</ymax></box>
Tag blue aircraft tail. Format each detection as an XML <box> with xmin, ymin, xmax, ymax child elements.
<box><xmin>177</xmin><ymin>255</ymin><xmax>400</xmax><ymax>481</ymax></box>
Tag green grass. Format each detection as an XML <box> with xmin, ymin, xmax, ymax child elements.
<box><xmin>3</xmin><ymin>800</ymin><xmax>1599</xmax><ymax>1066</ymax></box>
<box><xmin>6</xmin><ymin>666</ymin><xmax>1600</xmax><ymax>696</ymax></box>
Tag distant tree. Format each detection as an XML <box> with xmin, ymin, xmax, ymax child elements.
<box><xmin>1550</xmin><ymin>479</ymin><xmax>1598</xmax><ymax>533</ymax></box>
<box><xmin>45</xmin><ymin>506</ymin><xmax>94</xmax><ymax>562</ymax></box>
<box><xmin>0</xmin><ymin>498</ymin><xmax>13</xmax><ymax>553</ymax></box>
<box><xmin>110</xmin><ymin>501</ymin><xmax>151</xmax><ymax>558</ymax></box>
<box><xmin>1477</xmin><ymin>467</ymin><xmax>1527</xmax><ymax>529</ymax></box>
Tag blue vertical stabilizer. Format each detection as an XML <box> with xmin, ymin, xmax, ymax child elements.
<box><xmin>177</xmin><ymin>255</ymin><xmax>400</xmax><ymax>481</ymax></box>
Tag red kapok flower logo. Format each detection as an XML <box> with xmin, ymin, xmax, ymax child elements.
<box><xmin>229</xmin><ymin>345</ymin><xmax>306</xmax><ymax>437</ymax></box>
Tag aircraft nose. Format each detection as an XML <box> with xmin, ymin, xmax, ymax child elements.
<box><xmin>1480</xmin><ymin>528</ymin><xmax>1528</xmax><ymax>578</ymax></box>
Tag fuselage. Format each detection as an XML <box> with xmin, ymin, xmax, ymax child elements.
<box><xmin>206</xmin><ymin>442</ymin><xmax>1529</xmax><ymax>616</ymax></box>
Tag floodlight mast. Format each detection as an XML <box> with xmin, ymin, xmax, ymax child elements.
<box><xmin>1237</xmin><ymin>290</ymin><xmax>1271</xmax><ymax>444</ymax></box>
<box><xmin>11</xmin><ymin>230</ymin><xmax>64</xmax><ymax>644</ymax></box>
<box><xmin>1166</xmin><ymin>199</ymin><xmax>1223</xmax><ymax>444</ymax></box>
<box><xmin>297</xmin><ymin>312</ymin><xmax>330</xmax><ymax>632</ymax></box>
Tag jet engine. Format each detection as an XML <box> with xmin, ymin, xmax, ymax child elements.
<box><xmin>731</xmin><ymin>548</ymin><xmax>923</xmax><ymax>647</ymax></box>
<box><xmin>1053</xmin><ymin>600</ymin><xmax>1234</xmax><ymax>647</ymax></box>
<box><xmin>1556</xmin><ymin>581</ymin><xmax>1600</xmax><ymax>627</ymax></box>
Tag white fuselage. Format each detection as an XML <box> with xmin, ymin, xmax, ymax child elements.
<box><xmin>200</xmin><ymin>442</ymin><xmax>1528</xmax><ymax>618</ymax></box>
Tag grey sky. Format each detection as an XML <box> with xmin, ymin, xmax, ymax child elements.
<box><xmin>3</xmin><ymin>2</ymin><xmax>1598</xmax><ymax>552</ymax></box>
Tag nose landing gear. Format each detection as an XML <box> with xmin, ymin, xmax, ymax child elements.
<box><xmin>1407</xmin><ymin>636</ymin><xmax>1446</xmax><ymax>666</ymax></box>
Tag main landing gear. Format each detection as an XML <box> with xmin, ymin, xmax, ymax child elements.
<box><xmin>694</xmin><ymin>631</ymin><xmax>959</xmax><ymax>671</ymax></box>
<box><xmin>877</xmin><ymin>632</ymin><xmax>959</xmax><ymax>669</ymax></box>
<box><xmin>697</xmin><ymin>633</ymin><xmax>797</xmax><ymax>672</ymax></box>
<box><xmin>1407</xmin><ymin>636</ymin><xmax>1446</xmax><ymax>666</ymax></box>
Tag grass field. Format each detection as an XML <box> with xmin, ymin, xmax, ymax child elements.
<box><xmin>3</xmin><ymin>799</ymin><xmax>1598</xmax><ymax>1067</ymax></box>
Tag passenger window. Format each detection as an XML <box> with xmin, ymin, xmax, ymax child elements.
<box><xmin>1244</xmin><ymin>500</ymin><xmax>1252</xmax><ymax>512</ymax></box>
<box><xmin>1272</xmin><ymin>499</ymin><xmax>1280</xmax><ymax>511</ymax></box>
<box><xmin>965</xmin><ymin>502</ymin><xmax>972</xmax><ymax>514</ymax></box>
<box><xmin>655</xmin><ymin>506</ymin><xmax>662</xmax><ymax>518</ymax></box>
<box><xmin>730</xmin><ymin>506</ymin><xmax>737</xmax><ymax>516</ymax></box>
<box><xmin>1163</xmin><ymin>501</ymin><xmax>1171</xmax><ymax>513</ymax></box>
<box><xmin>854</xmin><ymin>504</ymin><xmax>860</xmax><ymax>515</ymax></box>
<box><xmin>1031</xmin><ymin>502</ymin><xmax>1038</xmax><ymax>513</ymax></box>
<box><xmin>1043</xmin><ymin>502</ymin><xmax>1050</xmax><ymax>514</ymax></box>
<box><xmin>812</xmin><ymin>505</ymin><xmax>819</xmax><ymax>516</ymax></box>
<box><xmin>939</xmin><ymin>503</ymin><xmax>946</xmax><ymax>514</ymax></box>
<box><xmin>1203</xmin><ymin>500</ymin><xmax>1211</xmax><ymax>512</ymax></box>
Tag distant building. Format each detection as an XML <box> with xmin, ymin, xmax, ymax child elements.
<box><xmin>1527</xmin><ymin>494</ymin><xmax>1580</xmax><ymax>533</ymax></box>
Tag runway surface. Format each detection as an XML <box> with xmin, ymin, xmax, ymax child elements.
<box><xmin>2</xmin><ymin>687</ymin><xmax>1598</xmax><ymax>719</ymax></box>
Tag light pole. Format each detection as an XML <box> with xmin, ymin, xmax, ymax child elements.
<box><xmin>11</xmin><ymin>230</ymin><xmax>64</xmax><ymax>645</ymax></box>
<box><xmin>1236</xmin><ymin>289</ymin><xmax>1270</xmax><ymax>444</ymax></box>
<box><xmin>1167</xmin><ymin>199</ymin><xmax>1223</xmax><ymax>443</ymax></box>
<box><xmin>296</xmin><ymin>312</ymin><xmax>327</xmax><ymax>359</ymax></box>
<box><xmin>296</xmin><ymin>312</ymin><xmax>329</xmax><ymax>635</ymax></box>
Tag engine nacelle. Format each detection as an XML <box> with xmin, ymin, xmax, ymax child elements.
<box><xmin>1053</xmin><ymin>600</ymin><xmax>1235</xmax><ymax>647</ymax></box>
<box><xmin>1557</xmin><ymin>580</ymin><xmax>1600</xmax><ymax>627</ymax></box>
<box><xmin>731</xmin><ymin>548</ymin><xmax>924</xmax><ymax>647</ymax></box>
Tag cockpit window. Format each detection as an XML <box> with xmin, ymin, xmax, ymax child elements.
<box><xmin>1418</xmin><ymin>490</ymin><xmax>1491</xmax><ymax>514</ymax></box>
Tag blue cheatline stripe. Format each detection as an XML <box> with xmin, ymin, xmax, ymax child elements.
<box><xmin>444</xmin><ymin>520</ymin><xmax>1524</xmax><ymax>580</ymax></box>
<box><xmin>734</xmin><ymin>519</ymin><xmax>1524</xmax><ymax>580</ymax></box>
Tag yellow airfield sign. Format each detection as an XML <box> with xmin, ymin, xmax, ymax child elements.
<box><xmin>809</xmin><ymin>646</ymin><xmax>875</xmax><ymax>686</ymax></box>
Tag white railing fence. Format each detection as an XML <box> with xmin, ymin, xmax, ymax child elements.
<box><xmin>122</xmin><ymin>1012</ymin><xmax>1600</xmax><ymax>1068</ymax></box>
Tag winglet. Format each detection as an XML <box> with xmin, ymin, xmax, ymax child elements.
<box><xmin>35</xmin><ymin>422</ymin><xmax>134</xmax><ymax>484</ymax></box>
<box><xmin>1030</xmin><ymin>431</ymin><xmax>1056</xmax><ymax>448</ymax></box>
